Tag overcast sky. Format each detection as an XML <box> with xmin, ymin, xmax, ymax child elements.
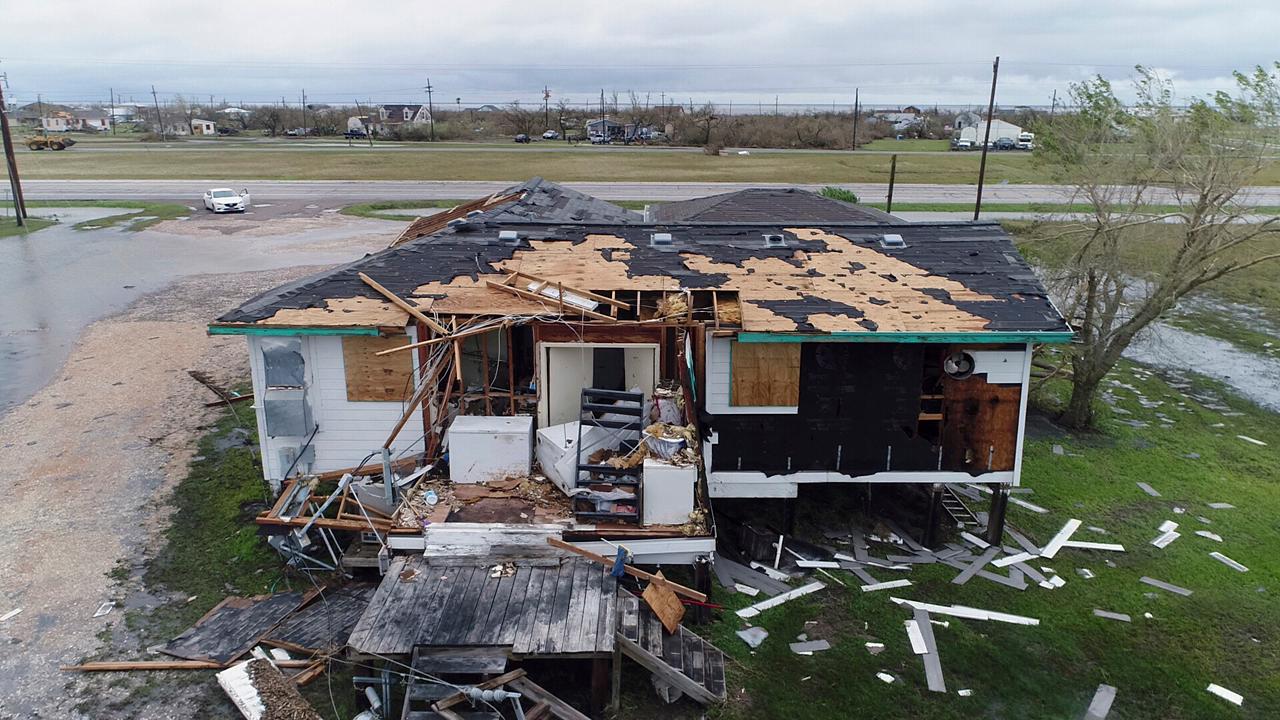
<box><xmin>4</xmin><ymin>1</ymin><xmax>1278</xmax><ymax>110</ymax></box>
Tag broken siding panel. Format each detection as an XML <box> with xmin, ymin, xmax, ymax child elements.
<box><xmin>305</xmin><ymin>336</ymin><xmax>424</xmax><ymax>474</ymax></box>
<box><xmin>340</xmin><ymin>334</ymin><xmax>415</xmax><ymax>402</ymax></box>
<box><xmin>940</xmin><ymin>367</ymin><xmax>1021</xmax><ymax>472</ymax></box>
<box><xmin>731</xmin><ymin>343</ymin><xmax>801</xmax><ymax>407</ymax></box>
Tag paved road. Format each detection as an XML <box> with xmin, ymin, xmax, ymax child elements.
<box><xmin>21</xmin><ymin>179</ymin><xmax>1280</xmax><ymax>205</ymax></box>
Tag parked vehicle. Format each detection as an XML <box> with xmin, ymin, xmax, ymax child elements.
<box><xmin>1016</xmin><ymin>131</ymin><xmax>1036</xmax><ymax>150</ymax></box>
<box><xmin>951</xmin><ymin>138</ymin><xmax>973</xmax><ymax>151</ymax></box>
<box><xmin>541</xmin><ymin>129</ymin><xmax>560</xmax><ymax>140</ymax></box>
<box><xmin>26</xmin><ymin>135</ymin><xmax>77</xmax><ymax>151</ymax></box>
<box><xmin>284</xmin><ymin>128</ymin><xmax>309</xmax><ymax>137</ymax></box>
<box><xmin>514</xmin><ymin>134</ymin><xmax>531</xmax><ymax>143</ymax></box>
<box><xmin>343</xmin><ymin>129</ymin><xmax>368</xmax><ymax>139</ymax></box>
<box><xmin>994</xmin><ymin>137</ymin><xmax>1016</xmax><ymax>151</ymax></box>
<box><xmin>202</xmin><ymin>188</ymin><xmax>250</xmax><ymax>213</ymax></box>
<box><xmin>589</xmin><ymin>133</ymin><xmax>610</xmax><ymax>145</ymax></box>
<box><xmin>217</xmin><ymin>127</ymin><xmax>240</xmax><ymax>136</ymax></box>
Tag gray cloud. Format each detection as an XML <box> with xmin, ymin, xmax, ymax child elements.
<box><xmin>3</xmin><ymin>0</ymin><xmax>1277</xmax><ymax>108</ymax></box>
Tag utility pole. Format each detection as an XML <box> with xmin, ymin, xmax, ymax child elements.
<box><xmin>543</xmin><ymin>85</ymin><xmax>550</xmax><ymax>131</ymax></box>
<box><xmin>774</xmin><ymin>95</ymin><xmax>779</xmax><ymax>116</ymax></box>
<box><xmin>151</xmin><ymin>85</ymin><xmax>165</xmax><ymax>140</ymax></box>
<box><xmin>424</xmin><ymin>78</ymin><xmax>436</xmax><ymax>141</ymax></box>
<box><xmin>1049</xmin><ymin>89</ymin><xmax>1058</xmax><ymax>119</ymax></box>
<box><xmin>301</xmin><ymin>89</ymin><xmax>307</xmax><ymax>135</ymax></box>
<box><xmin>600</xmin><ymin>88</ymin><xmax>605</xmax><ymax>140</ymax></box>
<box><xmin>974</xmin><ymin>56</ymin><xmax>1001</xmax><ymax>221</ymax></box>
<box><xmin>353</xmin><ymin>98</ymin><xmax>374</xmax><ymax>147</ymax></box>
<box><xmin>38</xmin><ymin>93</ymin><xmax>49</xmax><ymax>144</ymax></box>
<box><xmin>109</xmin><ymin>87</ymin><xmax>116</xmax><ymax>135</ymax></box>
<box><xmin>886</xmin><ymin>154</ymin><xmax>898</xmax><ymax>214</ymax></box>
<box><xmin>0</xmin><ymin>74</ymin><xmax>29</xmax><ymax>225</ymax></box>
<box><xmin>851</xmin><ymin>87</ymin><xmax>860</xmax><ymax>150</ymax></box>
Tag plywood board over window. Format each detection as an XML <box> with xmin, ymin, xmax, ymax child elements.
<box><xmin>342</xmin><ymin>334</ymin><xmax>415</xmax><ymax>402</ymax></box>
<box><xmin>731</xmin><ymin>342</ymin><xmax>800</xmax><ymax>407</ymax></box>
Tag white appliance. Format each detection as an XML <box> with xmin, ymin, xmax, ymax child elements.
<box><xmin>642</xmin><ymin>458</ymin><xmax>696</xmax><ymax>526</ymax></box>
<box><xmin>535</xmin><ymin>421</ymin><xmax>621</xmax><ymax>496</ymax></box>
<box><xmin>447</xmin><ymin>416</ymin><xmax>534</xmax><ymax>483</ymax></box>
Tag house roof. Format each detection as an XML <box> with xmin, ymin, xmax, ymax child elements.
<box><xmin>382</xmin><ymin>104</ymin><xmax>424</xmax><ymax>118</ymax></box>
<box><xmin>391</xmin><ymin>177</ymin><xmax>640</xmax><ymax>247</ymax></box>
<box><xmin>212</xmin><ymin>193</ymin><xmax>1069</xmax><ymax>338</ymax></box>
<box><xmin>651</xmin><ymin>188</ymin><xmax>901</xmax><ymax>225</ymax></box>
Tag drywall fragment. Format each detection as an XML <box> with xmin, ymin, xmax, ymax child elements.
<box><xmin>1158</xmin><ymin>520</ymin><xmax>1179</xmax><ymax>533</ymax></box>
<box><xmin>1092</xmin><ymin>609</ymin><xmax>1131</xmax><ymax>622</ymax></box>
<box><xmin>1236</xmin><ymin>435</ymin><xmax>1267</xmax><ymax>446</ymax></box>
<box><xmin>789</xmin><ymin>640</ymin><xmax>831</xmax><ymax>654</ymax></box>
<box><xmin>1140</xmin><ymin>576</ymin><xmax>1193</xmax><ymax>596</ymax></box>
<box><xmin>1136</xmin><ymin>482</ymin><xmax>1161</xmax><ymax>497</ymax></box>
<box><xmin>736</xmin><ymin>582</ymin><xmax>826</xmax><ymax>618</ymax></box>
<box><xmin>861</xmin><ymin>579</ymin><xmax>913</xmax><ymax>593</ymax></box>
<box><xmin>736</xmin><ymin>627</ymin><xmax>768</xmax><ymax>648</ymax></box>
<box><xmin>876</xmin><ymin>672</ymin><xmax>896</xmax><ymax>684</ymax></box>
<box><xmin>1206</xmin><ymin>683</ymin><xmax>1244</xmax><ymax>706</ymax></box>
<box><xmin>1209</xmin><ymin>552</ymin><xmax>1249</xmax><ymax>573</ymax></box>
<box><xmin>1085</xmin><ymin>684</ymin><xmax>1117</xmax><ymax>719</ymax></box>
<box><xmin>957</xmin><ymin>689</ymin><xmax>973</xmax><ymax>697</ymax></box>
<box><xmin>1194</xmin><ymin>531</ymin><xmax>1223</xmax><ymax>543</ymax></box>
<box><xmin>1048</xmin><ymin>575</ymin><xmax>1067</xmax><ymax>588</ymax></box>
<box><xmin>1041</xmin><ymin>519</ymin><xmax>1083</xmax><ymax>559</ymax></box>
<box><xmin>992</xmin><ymin>552</ymin><xmax>1038</xmax><ymax>568</ymax></box>
<box><xmin>865</xmin><ymin>642</ymin><xmax>885</xmax><ymax>655</ymax></box>
<box><xmin>1063</xmin><ymin>540</ymin><xmax>1127</xmax><ymax>552</ymax></box>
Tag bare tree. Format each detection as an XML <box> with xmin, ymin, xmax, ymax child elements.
<box><xmin>500</xmin><ymin>102</ymin><xmax>539</xmax><ymax>136</ymax></box>
<box><xmin>1033</xmin><ymin>64</ymin><xmax>1280</xmax><ymax>428</ymax></box>
<box><xmin>250</xmin><ymin>105</ymin><xmax>284</xmax><ymax>137</ymax></box>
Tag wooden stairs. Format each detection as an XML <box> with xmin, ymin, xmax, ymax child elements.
<box><xmin>614</xmin><ymin>592</ymin><xmax>727</xmax><ymax>705</ymax></box>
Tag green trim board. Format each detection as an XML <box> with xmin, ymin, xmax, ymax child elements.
<box><xmin>735</xmin><ymin>330</ymin><xmax>1074</xmax><ymax>344</ymax></box>
<box><xmin>207</xmin><ymin>325</ymin><xmax>381</xmax><ymax>337</ymax></box>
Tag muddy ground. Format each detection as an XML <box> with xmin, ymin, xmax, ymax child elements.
<box><xmin>0</xmin><ymin>214</ymin><xmax>394</xmax><ymax>719</ymax></box>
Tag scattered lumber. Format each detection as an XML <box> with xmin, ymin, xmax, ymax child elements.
<box><xmin>736</xmin><ymin>582</ymin><xmax>825</xmax><ymax>619</ymax></box>
<box><xmin>546</xmin><ymin>538</ymin><xmax>707</xmax><ymax>602</ymax></box>
<box><xmin>358</xmin><ymin>271</ymin><xmax>448</xmax><ymax>334</ymax></box>
<box><xmin>432</xmin><ymin>669</ymin><xmax>527</xmax><ymax>712</ymax></box>
<box><xmin>62</xmin><ymin>659</ymin><xmax>317</xmax><ymax>672</ymax></box>
<box><xmin>642</xmin><ymin>572</ymin><xmax>686</xmax><ymax>633</ymax></box>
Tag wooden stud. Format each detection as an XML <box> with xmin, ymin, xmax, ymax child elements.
<box><xmin>506</xmin><ymin>325</ymin><xmax>517</xmax><ymax>415</ymax></box>
<box><xmin>546</xmin><ymin>538</ymin><xmax>707</xmax><ymax>602</ymax></box>
<box><xmin>358</xmin><ymin>272</ymin><xmax>448</xmax><ymax>335</ymax></box>
<box><xmin>375</xmin><ymin>322</ymin><xmax>504</xmax><ymax>357</ymax></box>
<box><xmin>483</xmin><ymin>280</ymin><xmax>617</xmax><ymax>322</ymax></box>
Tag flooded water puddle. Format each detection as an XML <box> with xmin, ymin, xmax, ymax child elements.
<box><xmin>1124</xmin><ymin>321</ymin><xmax>1280</xmax><ymax>412</ymax></box>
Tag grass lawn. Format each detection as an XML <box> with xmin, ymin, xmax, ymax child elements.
<box><xmin>861</xmin><ymin>139</ymin><xmax>952</xmax><ymax>152</ymax></box>
<box><xmin>699</xmin><ymin>360</ymin><xmax>1279</xmax><ymax>719</ymax></box>
<box><xmin>8</xmin><ymin>145</ymin><xmax>1054</xmax><ymax>184</ymax></box>
<box><xmin>27</xmin><ymin>199</ymin><xmax>191</xmax><ymax>231</ymax></box>
<box><xmin>0</xmin><ymin>216</ymin><xmax>55</xmax><ymax>237</ymax></box>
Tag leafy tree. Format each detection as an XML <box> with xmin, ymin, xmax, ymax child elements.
<box><xmin>1033</xmin><ymin>64</ymin><xmax>1280</xmax><ymax>428</ymax></box>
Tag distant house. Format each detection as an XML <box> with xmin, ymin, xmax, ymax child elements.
<box><xmin>41</xmin><ymin>112</ymin><xmax>73</xmax><ymax>132</ymax></box>
<box><xmin>373</xmin><ymin>104</ymin><xmax>431</xmax><ymax>134</ymax></box>
<box><xmin>191</xmin><ymin>118</ymin><xmax>217</xmax><ymax>135</ymax></box>
<box><xmin>72</xmin><ymin>110</ymin><xmax>111</xmax><ymax>132</ymax></box>
<box><xmin>954</xmin><ymin>119</ymin><xmax>1023</xmax><ymax>145</ymax></box>
<box><xmin>585</xmin><ymin>118</ymin><xmax>624</xmax><ymax>140</ymax></box>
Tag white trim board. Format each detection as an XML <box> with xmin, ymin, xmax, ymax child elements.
<box><xmin>709</xmin><ymin>470</ymin><xmax>1014</xmax><ymax>498</ymax></box>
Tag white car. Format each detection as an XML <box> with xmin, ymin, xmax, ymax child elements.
<box><xmin>203</xmin><ymin>188</ymin><xmax>250</xmax><ymax>213</ymax></box>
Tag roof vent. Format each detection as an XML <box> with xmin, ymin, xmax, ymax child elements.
<box><xmin>446</xmin><ymin>218</ymin><xmax>469</xmax><ymax>228</ymax></box>
<box><xmin>466</xmin><ymin>210</ymin><xmax>484</xmax><ymax>218</ymax></box>
<box><xmin>498</xmin><ymin>230</ymin><xmax>520</xmax><ymax>245</ymax></box>
<box><xmin>762</xmin><ymin>233</ymin><xmax>787</xmax><ymax>249</ymax></box>
<box><xmin>650</xmin><ymin>232</ymin><xmax>674</xmax><ymax>248</ymax></box>
<box><xmin>879</xmin><ymin>233</ymin><xmax>906</xmax><ymax>249</ymax></box>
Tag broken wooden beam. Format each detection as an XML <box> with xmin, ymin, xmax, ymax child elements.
<box><xmin>485</xmin><ymin>280</ymin><xmax>617</xmax><ymax>321</ymax></box>
<box><xmin>358</xmin><ymin>271</ymin><xmax>449</xmax><ymax>334</ymax></box>
<box><xmin>546</xmin><ymin>538</ymin><xmax>706</xmax><ymax>602</ymax></box>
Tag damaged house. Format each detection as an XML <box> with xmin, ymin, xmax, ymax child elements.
<box><xmin>205</xmin><ymin>179</ymin><xmax>1070</xmax><ymax>716</ymax></box>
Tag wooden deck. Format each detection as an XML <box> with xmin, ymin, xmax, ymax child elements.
<box><xmin>347</xmin><ymin>555</ymin><xmax>618</xmax><ymax>657</ymax></box>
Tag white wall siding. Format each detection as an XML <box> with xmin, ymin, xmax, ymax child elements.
<box><xmin>705</xmin><ymin>335</ymin><xmax>798</xmax><ymax>415</ymax></box>
<box><xmin>305</xmin><ymin>335</ymin><xmax>424</xmax><ymax>475</ymax></box>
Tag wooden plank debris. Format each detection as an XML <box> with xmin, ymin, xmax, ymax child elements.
<box><xmin>1063</xmin><ymin>540</ymin><xmax>1126</xmax><ymax>552</ymax></box>
<box><xmin>891</xmin><ymin>597</ymin><xmax>1040</xmax><ymax>626</ymax></box>
<box><xmin>913</xmin><ymin>608</ymin><xmax>946</xmax><ymax>693</ymax></box>
<box><xmin>358</xmin><ymin>272</ymin><xmax>449</xmax><ymax>334</ymax></box>
<box><xmin>992</xmin><ymin>551</ymin><xmax>1037</xmax><ymax>568</ymax></box>
<box><xmin>732</xmin><ymin>583</ymin><xmax>760</xmax><ymax>597</ymax></box>
<box><xmin>1136</xmin><ymin>482</ymin><xmax>1161</xmax><ymax>497</ymax></box>
<box><xmin>1206</xmin><ymin>683</ymin><xmax>1244</xmax><ymax>706</ymax></box>
<box><xmin>1194</xmin><ymin>530</ymin><xmax>1223</xmax><ymax>542</ymax></box>
<box><xmin>959</xmin><ymin>532</ymin><xmax>990</xmax><ymax>549</ymax></box>
<box><xmin>904</xmin><ymin>620</ymin><xmax>928</xmax><ymax>655</ymax></box>
<box><xmin>1236</xmin><ymin>434</ymin><xmax>1267</xmax><ymax>446</ymax></box>
<box><xmin>749</xmin><ymin>561</ymin><xmax>793</xmax><ymax>583</ymax></box>
<box><xmin>789</xmin><ymin>640</ymin><xmax>831</xmax><ymax>654</ymax></box>
<box><xmin>713</xmin><ymin>555</ymin><xmax>791</xmax><ymax>597</ymax></box>
<box><xmin>1084</xmin><ymin>684</ymin><xmax>1117</xmax><ymax>720</ymax></box>
<box><xmin>1150</xmin><ymin>531</ymin><xmax>1181</xmax><ymax>549</ymax></box>
<box><xmin>1206</xmin><ymin>502</ymin><xmax>1235</xmax><ymax>510</ymax></box>
<box><xmin>1209</xmin><ymin>552</ymin><xmax>1249</xmax><ymax>573</ymax></box>
<box><xmin>736</xmin><ymin>582</ymin><xmax>825</xmax><ymax>619</ymax></box>
<box><xmin>1139</xmin><ymin>577</ymin><xmax>1193</xmax><ymax>597</ymax></box>
<box><xmin>951</xmin><ymin>548</ymin><xmax>1000</xmax><ymax>585</ymax></box>
<box><xmin>860</xmin><ymin>579</ymin><xmax>912</xmax><ymax>593</ymax></box>
<box><xmin>1040</xmin><ymin>519</ymin><xmax>1083</xmax><ymax>559</ymax></box>
<box><xmin>1092</xmin><ymin>609</ymin><xmax>1131</xmax><ymax>623</ymax></box>
<box><xmin>546</xmin><ymin>538</ymin><xmax>706</xmax><ymax>602</ymax></box>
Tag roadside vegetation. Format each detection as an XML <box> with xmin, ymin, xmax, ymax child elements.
<box><xmin>0</xmin><ymin>217</ymin><xmax>55</xmax><ymax>237</ymax></box>
<box><xmin>26</xmin><ymin>200</ymin><xmax>192</xmax><ymax>231</ymax></box>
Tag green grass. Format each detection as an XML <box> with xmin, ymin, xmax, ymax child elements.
<box><xmin>141</xmin><ymin>407</ymin><xmax>285</xmax><ymax>640</ymax></box>
<box><xmin>338</xmin><ymin>198</ymin><xmax>464</xmax><ymax>221</ymax></box>
<box><xmin>5</xmin><ymin>146</ymin><xmax>1063</xmax><ymax>184</ymax></box>
<box><xmin>0</xmin><ymin>216</ymin><xmax>55</xmax><ymax>237</ymax></box>
<box><xmin>861</xmin><ymin>139</ymin><xmax>952</xmax><ymax>152</ymax></box>
<box><xmin>701</xmin><ymin>359</ymin><xmax>1279</xmax><ymax>719</ymax></box>
<box><xmin>27</xmin><ymin>200</ymin><xmax>191</xmax><ymax>231</ymax></box>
